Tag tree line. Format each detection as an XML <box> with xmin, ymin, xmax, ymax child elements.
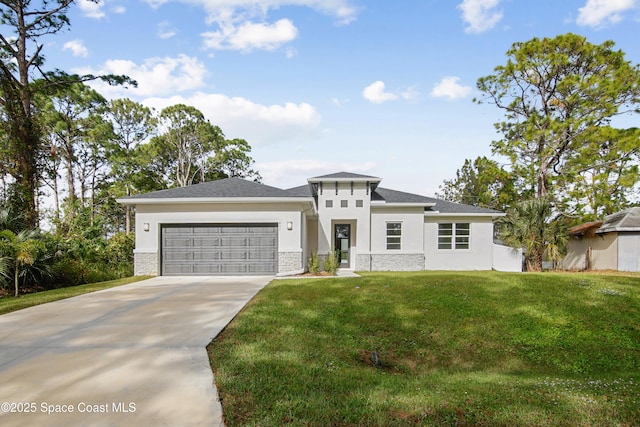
<box><xmin>0</xmin><ymin>0</ymin><xmax>260</xmax><ymax>295</ymax></box>
<box><xmin>439</xmin><ymin>33</ymin><xmax>640</xmax><ymax>271</ymax></box>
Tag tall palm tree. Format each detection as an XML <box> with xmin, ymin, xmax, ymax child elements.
<box><xmin>0</xmin><ymin>229</ymin><xmax>46</xmax><ymax>297</ymax></box>
<box><xmin>498</xmin><ymin>197</ymin><xmax>568</xmax><ymax>272</ymax></box>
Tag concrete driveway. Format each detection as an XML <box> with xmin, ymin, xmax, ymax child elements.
<box><xmin>0</xmin><ymin>276</ymin><xmax>271</xmax><ymax>426</ymax></box>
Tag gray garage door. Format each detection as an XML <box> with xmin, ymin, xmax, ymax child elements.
<box><xmin>161</xmin><ymin>224</ymin><xmax>278</xmax><ymax>275</ymax></box>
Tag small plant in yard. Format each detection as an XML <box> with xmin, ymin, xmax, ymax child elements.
<box><xmin>322</xmin><ymin>250</ymin><xmax>339</xmax><ymax>274</ymax></box>
<box><xmin>308</xmin><ymin>252</ymin><xmax>320</xmax><ymax>274</ymax></box>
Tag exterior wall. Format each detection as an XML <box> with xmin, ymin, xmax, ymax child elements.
<box><xmin>315</xmin><ymin>181</ymin><xmax>371</xmax><ymax>267</ymax></box>
<box><xmin>423</xmin><ymin>216</ymin><xmax>494</xmax><ymax>270</ymax></box>
<box><xmin>134</xmin><ymin>251</ymin><xmax>158</xmax><ymax>276</ymax></box>
<box><xmin>492</xmin><ymin>244</ymin><xmax>523</xmax><ymax>272</ymax></box>
<box><xmin>278</xmin><ymin>251</ymin><xmax>303</xmax><ymax>274</ymax></box>
<box><xmin>133</xmin><ymin>202</ymin><xmax>308</xmax><ymax>275</ymax></box>
<box><xmin>370</xmin><ymin>253</ymin><xmax>425</xmax><ymax>271</ymax></box>
<box><xmin>560</xmin><ymin>232</ymin><xmax>617</xmax><ymax>271</ymax></box>
<box><xmin>366</xmin><ymin>206</ymin><xmax>426</xmax><ymax>271</ymax></box>
<box><xmin>616</xmin><ymin>233</ymin><xmax>640</xmax><ymax>272</ymax></box>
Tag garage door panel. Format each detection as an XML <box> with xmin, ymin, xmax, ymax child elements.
<box><xmin>161</xmin><ymin>224</ymin><xmax>278</xmax><ymax>276</ymax></box>
<box><xmin>192</xmin><ymin>237</ymin><xmax>220</xmax><ymax>247</ymax></box>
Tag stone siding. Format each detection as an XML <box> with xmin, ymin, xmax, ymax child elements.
<box><xmin>279</xmin><ymin>251</ymin><xmax>303</xmax><ymax>274</ymax></box>
<box><xmin>355</xmin><ymin>254</ymin><xmax>372</xmax><ymax>271</ymax></box>
<box><xmin>134</xmin><ymin>251</ymin><xmax>158</xmax><ymax>276</ymax></box>
<box><xmin>370</xmin><ymin>253</ymin><xmax>425</xmax><ymax>271</ymax></box>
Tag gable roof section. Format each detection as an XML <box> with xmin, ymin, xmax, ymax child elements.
<box><xmin>119</xmin><ymin>177</ymin><xmax>310</xmax><ymax>204</ymax></box>
<box><xmin>598</xmin><ymin>207</ymin><xmax>640</xmax><ymax>233</ymax></box>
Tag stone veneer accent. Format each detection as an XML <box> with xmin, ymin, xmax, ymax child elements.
<box><xmin>369</xmin><ymin>253</ymin><xmax>425</xmax><ymax>271</ymax></box>
<box><xmin>355</xmin><ymin>254</ymin><xmax>372</xmax><ymax>271</ymax></box>
<box><xmin>134</xmin><ymin>251</ymin><xmax>158</xmax><ymax>276</ymax></box>
<box><xmin>278</xmin><ymin>251</ymin><xmax>303</xmax><ymax>274</ymax></box>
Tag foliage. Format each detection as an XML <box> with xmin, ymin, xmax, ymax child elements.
<box><xmin>322</xmin><ymin>251</ymin><xmax>339</xmax><ymax>274</ymax></box>
<box><xmin>0</xmin><ymin>0</ymin><xmax>131</xmax><ymax>227</ymax></box>
<box><xmin>146</xmin><ymin>104</ymin><xmax>225</xmax><ymax>188</ymax></box>
<box><xmin>0</xmin><ymin>228</ymin><xmax>51</xmax><ymax>296</ymax></box>
<box><xmin>476</xmin><ymin>33</ymin><xmax>640</xmax><ymax>216</ymax></box>
<box><xmin>307</xmin><ymin>252</ymin><xmax>320</xmax><ymax>274</ymax></box>
<box><xmin>438</xmin><ymin>156</ymin><xmax>521</xmax><ymax>211</ymax></box>
<box><xmin>208</xmin><ymin>271</ymin><xmax>640</xmax><ymax>427</ymax></box>
<box><xmin>498</xmin><ymin>197</ymin><xmax>568</xmax><ymax>271</ymax></box>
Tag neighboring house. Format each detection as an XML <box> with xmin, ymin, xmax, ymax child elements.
<box><xmin>560</xmin><ymin>207</ymin><xmax>640</xmax><ymax>272</ymax></box>
<box><xmin>118</xmin><ymin>172</ymin><xmax>518</xmax><ymax>276</ymax></box>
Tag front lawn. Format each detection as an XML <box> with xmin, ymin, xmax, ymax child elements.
<box><xmin>207</xmin><ymin>271</ymin><xmax>640</xmax><ymax>426</ymax></box>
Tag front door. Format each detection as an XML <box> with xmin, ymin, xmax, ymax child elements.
<box><xmin>334</xmin><ymin>224</ymin><xmax>351</xmax><ymax>268</ymax></box>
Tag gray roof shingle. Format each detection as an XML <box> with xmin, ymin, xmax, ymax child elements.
<box><xmin>598</xmin><ymin>207</ymin><xmax>640</xmax><ymax>233</ymax></box>
<box><xmin>124</xmin><ymin>177</ymin><xmax>298</xmax><ymax>199</ymax></box>
<box><xmin>309</xmin><ymin>172</ymin><xmax>380</xmax><ymax>180</ymax></box>
<box><xmin>373</xmin><ymin>187</ymin><xmax>501</xmax><ymax>214</ymax></box>
<box><xmin>122</xmin><ymin>175</ymin><xmax>503</xmax><ymax>215</ymax></box>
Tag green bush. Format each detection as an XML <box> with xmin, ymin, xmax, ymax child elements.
<box><xmin>308</xmin><ymin>252</ymin><xmax>320</xmax><ymax>274</ymax></box>
<box><xmin>322</xmin><ymin>251</ymin><xmax>339</xmax><ymax>275</ymax></box>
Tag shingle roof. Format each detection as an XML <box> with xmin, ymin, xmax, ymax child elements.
<box><xmin>598</xmin><ymin>207</ymin><xmax>640</xmax><ymax>233</ymax></box>
<box><xmin>309</xmin><ymin>172</ymin><xmax>380</xmax><ymax>180</ymax></box>
<box><xmin>428</xmin><ymin>198</ymin><xmax>503</xmax><ymax>215</ymax></box>
<box><xmin>121</xmin><ymin>175</ymin><xmax>503</xmax><ymax>216</ymax></box>
<box><xmin>372</xmin><ymin>187</ymin><xmax>436</xmax><ymax>204</ymax></box>
<box><xmin>123</xmin><ymin>177</ymin><xmax>298</xmax><ymax>199</ymax></box>
<box><xmin>285</xmin><ymin>185</ymin><xmax>313</xmax><ymax>197</ymax></box>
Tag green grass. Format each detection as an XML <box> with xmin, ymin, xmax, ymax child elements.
<box><xmin>207</xmin><ymin>271</ymin><xmax>640</xmax><ymax>426</ymax></box>
<box><xmin>0</xmin><ymin>276</ymin><xmax>151</xmax><ymax>315</ymax></box>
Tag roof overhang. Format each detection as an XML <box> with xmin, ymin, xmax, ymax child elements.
<box><xmin>117</xmin><ymin>197</ymin><xmax>314</xmax><ymax>205</ymax></box>
<box><xmin>424</xmin><ymin>211</ymin><xmax>506</xmax><ymax>218</ymax></box>
<box><xmin>371</xmin><ymin>202</ymin><xmax>437</xmax><ymax>208</ymax></box>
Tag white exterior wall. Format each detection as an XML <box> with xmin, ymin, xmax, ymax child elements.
<box><xmin>315</xmin><ymin>181</ymin><xmax>371</xmax><ymax>269</ymax></box>
<box><xmin>133</xmin><ymin>202</ymin><xmax>308</xmax><ymax>275</ymax></box>
<box><xmin>424</xmin><ymin>216</ymin><xmax>494</xmax><ymax>270</ymax></box>
<box><xmin>617</xmin><ymin>233</ymin><xmax>640</xmax><ymax>272</ymax></box>
<box><xmin>492</xmin><ymin>243</ymin><xmax>523</xmax><ymax>272</ymax></box>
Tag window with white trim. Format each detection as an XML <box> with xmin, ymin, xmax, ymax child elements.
<box><xmin>438</xmin><ymin>223</ymin><xmax>470</xmax><ymax>250</ymax></box>
<box><xmin>386</xmin><ymin>222</ymin><xmax>402</xmax><ymax>250</ymax></box>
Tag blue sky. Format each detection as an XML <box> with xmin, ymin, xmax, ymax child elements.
<box><xmin>41</xmin><ymin>0</ymin><xmax>640</xmax><ymax>195</ymax></box>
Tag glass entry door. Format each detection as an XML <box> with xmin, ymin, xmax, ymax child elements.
<box><xmin>334</xmin><ymin>224</ymin><xmax>351</xmax><ymax>268</ymax></box>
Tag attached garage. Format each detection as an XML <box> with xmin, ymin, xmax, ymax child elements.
<box><xmin>161</xmin><ymin>224</ymin><xmax>278</xmax><ymax>276</ymax></box>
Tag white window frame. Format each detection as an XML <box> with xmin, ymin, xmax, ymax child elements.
<box><xmin>386</xmin><ymin>222</ymin><xmax>402</xmax><ymax>250</ymax></box>
<box><xmin>438</xmin><ymin>222</ymin><xmax>470</xmax><ymax>250</ymax></box>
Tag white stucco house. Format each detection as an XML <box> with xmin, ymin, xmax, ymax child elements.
<box><xmin>119</xmin><ymin>172</ymin><xmax>518</xmax><ymax>276</ymax></box>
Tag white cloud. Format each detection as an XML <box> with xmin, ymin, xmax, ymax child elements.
<box><xmin>577</xmin><ymin>0</ymin><xmax>636</xmax><ymax>27</ymax></box>
<box><xmin>78</xmin><ymin>0</ymin><xmax>106</xmax><ymax>19</ymax></box>
<box><xmin>202</xmin><ymin>18</ymin><xmax>298</xmax><ymax>52</ymax></box>
<box><xmin>431</xmin><ymin>77</ymin><xmax>472</xmax><ymax>100</ymax></box>
<box><xmin>77</xmin><ymin>55</ymin><xmax>209</xmax><ymax>98</ymax></box>
<box><xmin>143</xmin><ymin>92</ymin><xmax>322</xmax><ymax>146</ymax></box>
<box><xmin>112</xmin><ymin>5</ymin><xmax>126</xmax><ymax>14</ymax></box>
<box><xmin>362</xmin><ymin>81</ymin><xmax>417</xmax><ymax>104</ymax></box>
<box><xmin>63</xmin><ymin>40</ymin><xmax>89</xmax><ymax>58</ymax></box>
<box><xmin>142</xmin><ymin>0</ymin><xmax>357</xmax><ymax>51</ymax></box>
<box><xmin>458</xmin><ymin>0</ymin><xmax>503</xmax><ymax>33</ymax></box>
<box><xmin>363</xmin><ymin>81</ymin><xmax>397</xmax><ymax>104</ymax></box>
<box><xmin>158</xmin><ymin>21</ymin><xmax>178</xmax><ymax>39</ymax></box>
<box><xmin>257</xmin><ymin>159</ymin><xmax>377</xmax><ymax>188</ymax></box>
